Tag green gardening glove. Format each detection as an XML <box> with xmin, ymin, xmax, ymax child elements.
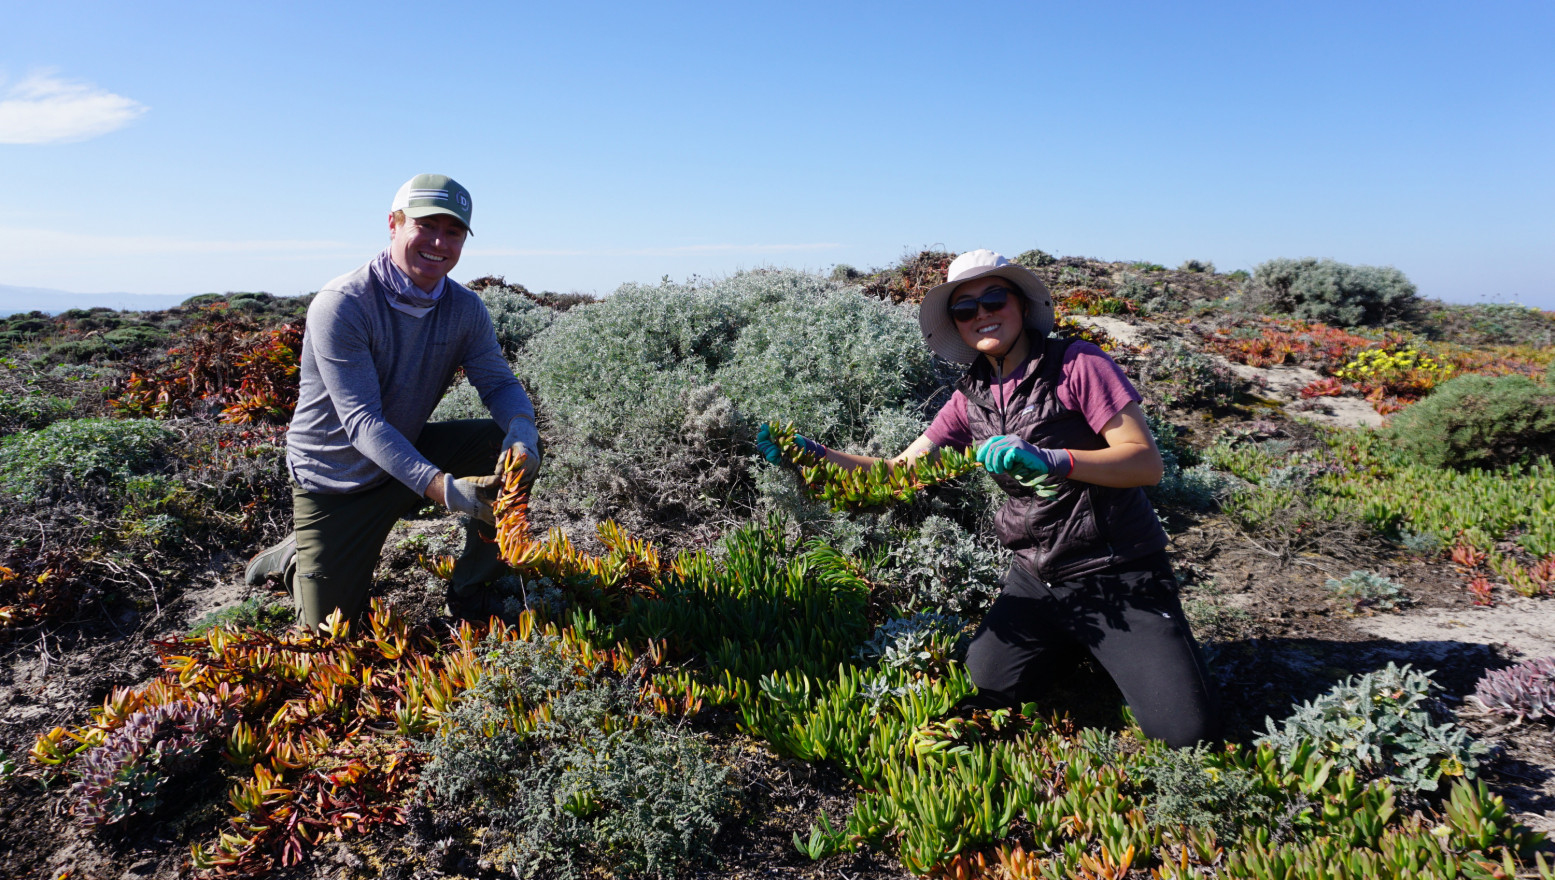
<box><xmin>757</xmin><ymin>423</ymin><xmax>826</xmax><ymax>465</ymax></box>
<box><xmin>976</xmin><ymin>435</ymin><xmax>1073</xmax><ymax>486</ymax></box>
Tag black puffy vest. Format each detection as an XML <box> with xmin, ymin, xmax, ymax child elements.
<box><xmin>958</xmin><ymin>336</ymin><xmax>1167</xmax><ymax>582</ymax></box>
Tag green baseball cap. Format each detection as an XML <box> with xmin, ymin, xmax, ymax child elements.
<box><xmin>391</xmin><ymin>173</ymin><xmax>473</xmax><ymax>233</ymax></box>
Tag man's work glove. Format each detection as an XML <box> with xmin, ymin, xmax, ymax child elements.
<box><xmin>756</xmin><ymin>423</ymin><xmax>827</xmax><ymax>464</ymax></box>
<box><xmin>444</xmin><ymin>473</ymin><xmax>501</xmax><ymax>525</ymax></box>
<box><xmin>502</xmin><ymin>414</ymin><xmax>542</xmax><ymax>488</ymax></box>
<box><xmin>976</xmin><ymin>435</ymin><xmax>1074</xmax><ymax>484</ymax></box>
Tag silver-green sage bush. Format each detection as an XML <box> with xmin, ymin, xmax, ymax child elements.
<box><xmin>516</xmin><ymin>269</ymin><xmax>952</xmax><ymax>533</ymax></box>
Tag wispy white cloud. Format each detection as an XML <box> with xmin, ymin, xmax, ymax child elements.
<box><xmin>0</xmin><ymin>226</ymin><xmax>357</xmax><ymax>258</ymax></box>
<box><xmin>0</xmin><ymin>71</ymin><xmax>147</xmax><ymax>144</ymax></box>
<box><xmin>466</xmin><ymin>242</ymin><xmax>841</xmax><ymax>257</ymax></box>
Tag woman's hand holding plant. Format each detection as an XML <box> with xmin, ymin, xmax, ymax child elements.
<box><xmin>757</xmin><ymin>423</ymin><xmax>826</xmax><ymax>465</ymax></box>
<box><xmin>976</xmin><ymin>435</ymin><xmax>1072</xmax><ymax>486</ymax></box>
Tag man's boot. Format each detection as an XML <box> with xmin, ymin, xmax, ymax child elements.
<box><xmin>245</xmin><ymin>533</ymin><xmax>297</xmax><ymax>586</ymax></box>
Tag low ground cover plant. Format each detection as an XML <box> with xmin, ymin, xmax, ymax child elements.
<box><xmin>422</xmin><ymin>632</ymin><xmax>735</xmax><ymax>879</ymax></box>
<box><xmin>1324</xmin><ymin>570</ymin><xmax>1409</xmax><ymax>614</ymax></box>
<box><xmin>1131</xmin><ymin>338</ymin><xmax>1247</xmax><ymax>410</ymax></box>
<box><xmin>1473</xmin><ymin>657</ymin><xmax>1555</xmax><ymax>724</ymax></box>
<box><xmin>0</xmin><ymin>416</ymin><xmax>174</xmax><ymax>503</ymax></box>
<box><xmin>1259</xmin><ymin>663</ymin><xmax>1485</xmax><ymax>794</ymax></box>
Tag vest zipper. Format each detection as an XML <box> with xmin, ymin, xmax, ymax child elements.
<box><xmin>995</xmin><ymin>355</ymin><xmax>1007</xmax><ymax>433</ymax></box>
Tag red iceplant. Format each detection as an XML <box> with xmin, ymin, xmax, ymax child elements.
<box><xmin>1530</xmin><ymin>554</ymin><xmax>1555</xmax><ymax>587</ymax></box>
<box><xmin>1451</xmin><ymin>542</ymin><xmax>1488</xmax><ymax>569</ymax></box>
<box><xmin>1467</xmin><ymin>576</ymin><xmax>1495</xmax><ymax>607</ymax></box>
<box><xmin>1300</xmin><ymin>377</ymin><xmax>1345</xmax><ymax>398</ymax></box>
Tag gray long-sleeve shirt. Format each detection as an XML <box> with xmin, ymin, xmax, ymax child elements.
<box><xmin>285</xmin><ymin>260</ymin><xmax>533</xmax><ymax>495</ymax></box>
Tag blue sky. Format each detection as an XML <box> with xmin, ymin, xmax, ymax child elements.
<box><xmin>2</xmin><ymin>1</ymin><xmax>1551</xmax><ymax>308</ymax></box>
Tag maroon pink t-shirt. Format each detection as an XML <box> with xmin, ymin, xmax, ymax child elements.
<box><xmin>924</xmin><ymin>342</ymin><xmax>1141</xmax><ymax>451</ymax></box>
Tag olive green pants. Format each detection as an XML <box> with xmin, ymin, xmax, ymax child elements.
<box><xmin>285</xmin><ymin>419</ymin><xmax>507</xmax><ymax>629</ymax></box>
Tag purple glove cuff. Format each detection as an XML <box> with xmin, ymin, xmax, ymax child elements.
<box><xmin>795</xmin><ymin>435</ymin><xmax>828</xmax><ymax>460</ymax></box>
<box><xmin>1033</xmin><ymin>447</ymin><xmax>1075</xmax><ymax>478</ymax></box>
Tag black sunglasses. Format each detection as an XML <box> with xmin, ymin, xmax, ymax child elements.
<box><xmin>949</xmin><ymin>287</ymin><xmax>1014</xmax><ymax>323</ymax></box>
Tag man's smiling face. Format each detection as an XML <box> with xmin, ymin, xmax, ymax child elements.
<box><xmin>389</xmin><ymin>212</ymin><xmax>467</xmax><ymax>292</ymax></box>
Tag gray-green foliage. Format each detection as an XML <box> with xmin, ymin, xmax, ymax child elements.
<box><xmin>1324</xmin><ymin>570</ymin><xmax>1409</xmax><ymax>613</ymax></box>
<box><xmin>1155</xmin><ymin>461</ymin><xmax>1243</xmax><ymax>511</ymax></box>
<box><xmin>1251</xmin><ymin>258</ymin><xmax>1418</xmax><ymax>327</ymax></box>
<box><xmin>429</xmin><ymin>378</ymin><xmax>488</xmax><ymax>422</ymax></box>
<box><xmin>188</xmin><ymin>597</ymin><xmax>294</xmax><ymax>636</ymax></box>
<box><xmin>1014</xmin><ymin>248</ymin><xmax>1057</xmax><ymax>269</ymax></box>
<box><xmin>856</xmin><ymin>611</ymin><xmax>967</xmax><ymax>674</ymax></box>
<box><xmin>1131</xmin><ymin>339</ymin><xmax>1245</xmax><ymax>410</ymax></box>
<box><xmin>0</xmin><ymin>389</ymin><xmax>74</xmax><ymax>436</ymax></box>
<box><xmin>0</xmin><ymin>417</ymin><xmax>175</xmax><ymax>502</ymax></box>
<box><xmin>1139</xmin><ymin>745</ymin><xmax>1276</xmax><ymax>840</ymax></box>
<box><xmin>871</xmin><ymin>515</ymin><xmax>1008</xmax><ymax>614</ymax></box>
<box><xmin>1399</xmin><ymin>530</ymin><xmax>1443</xmax><ymax>556</ymax></box>
<box><xmin>1146</xmin><ymin>409</ymin><xmax>1242</xmax><ymax>510</ymax></box>
<box><xmin>1384</xmin><ymin>372</ymin><xmax>1555</xmax><ymax>471</ymax></box>
<box><xmin>478</xmin><ymin>282</ymin><xmax>558</xmax><ymax>358</ymax></box>
<box><xmin>519</xmin><ymin>270</ymin><xmax>946</xmax><ymax>525</ymax></box>
<box><xmin>421</xmin><ymin>634</ymin><xmax>735</xmax><ymax>879</ymax></box>
<box><xmin>1258</xmin><ymin>663</ymin><xmax>1485</xmax><ymax>793</ymax></box>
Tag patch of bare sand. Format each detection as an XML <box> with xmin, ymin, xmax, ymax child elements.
<box><xmin>1350</xmin><ymin>597</ymin><xmax>1555</xmax><ymax>662</ymax></box>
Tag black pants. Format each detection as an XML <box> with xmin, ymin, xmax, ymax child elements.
<box><xmin>963</xmin><ymin>552</ymin><xmax>1218</xmax><ymax>747</ymax></box>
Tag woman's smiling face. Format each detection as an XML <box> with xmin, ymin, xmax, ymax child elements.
<box><xmin>951</xmin><ymin>276</ymin><xmax>1027</xmax><ymax>359</ymax></box>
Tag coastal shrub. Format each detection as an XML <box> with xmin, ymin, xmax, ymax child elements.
<box><xmin>0</xmin><ymin>417</ymin><xmax>175</xmax><ymax>502</ymax></box>
<box><xmin>714</xmin><ymin>280</ymin><xmax>942</xmax><ymax>445</ymax></box>
<box><xmin>1131</xmin><ymin>279</ymin><xmax>1192</xmax><ymax>315</ymax></box>
<box><xmin>0</xmin><ymin>389</ymin><xmax>74</xmax><ymax>436</ymax></box>
<box><xmin>519</xmin><ymin>271</ymin><xmax>944</xmax><ymax>531</ymax></box>
<box><xmin>1385</xmin><ymin>373</ymin><xmax>1555</xmax><ymax>471</ymax></box>
<box><xmin>1251</xmin><ymin>258</ymin><xmax>1419</xmax><ymax>327</ymax></box>
<box><xmin>429</xmin><ymin>379</ymin><xmax>488</xmax><ymax>422</ymax></box>
<box><xmin>872</xmin><ymin>515</ymin><xmax>1007</xmax><ymax>614</ymax></box>
<box><xmin>1156</xmin><ymin>462</ymin><xmax>1242</xmax><ymax>510</ymax></box>
<box><xmin>1132</xmin><ymin>338</ymin><xmax>1245</xmax><ymax>410</ymax></box>
<box><xmin>1425</xmin><ymin>301</ymin><xmax>1555</xmax><ymax>348</ymax></box>
<box><xmin>477</xmin><ymin>281</ymin><xmax>558</xmax><ymax>358</ymax></box>
<box><xmin>1179</xmin><ymin>259</ymin><xmax>1215</xmax><ymax>274</ymax></box>
<box><xmin>1014</xmin><ymin>248</ymin><xmax>1056</xmax><ymax>269</ymax></box>
<box><xmin>1259</xmin><ymin>663</ymin><xmax>1485</xmax><ymax>792</ymax></box>
<box><xmin>421</xmin><ymin>633</ymin><xmax>735</xmax><ymax>878</ymax></box>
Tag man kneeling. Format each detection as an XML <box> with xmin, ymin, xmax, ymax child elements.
<box><xmin>245</xmin><ymin>173</ymin><xmax>540</xmax><ymax>627</ymax></box>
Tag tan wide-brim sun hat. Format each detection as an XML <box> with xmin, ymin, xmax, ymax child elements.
<box><xmin>919</xmin><ymin>249</ymin><xmax>1055</xmax><ymax>364</ymax></box>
